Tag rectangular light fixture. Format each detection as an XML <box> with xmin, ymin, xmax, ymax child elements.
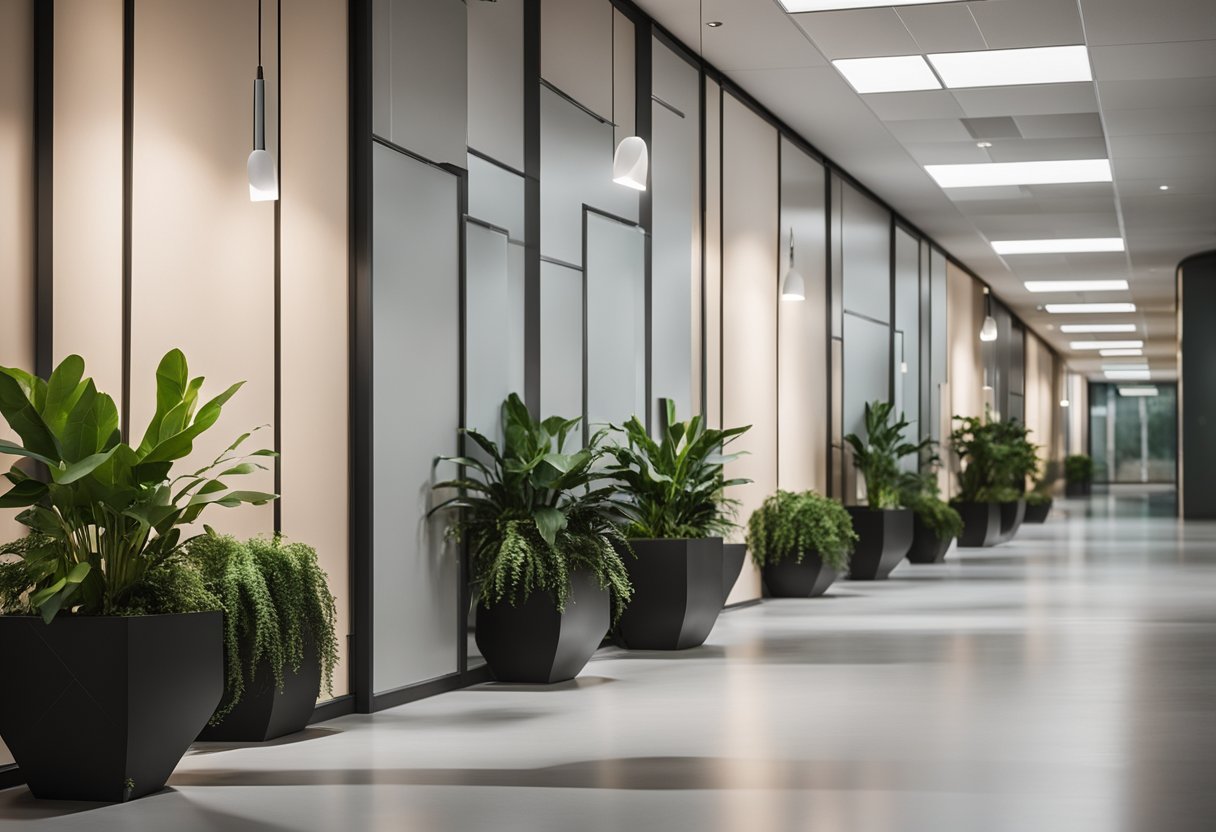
<box><xmin>1101</xmin><ymin>363</ymin><xmax>1148</xmax><ymax>371</ymax></box>
<box><xmin>1100</xmin><ymin>348</ymin><xmax>1143</xmax><ymax>357</ymax></box>
<box><xmin>1059</xmin><ymin>323</ymin><xmax>1137</xmax><ymax>333</ymax></box>
<box><xmin>1105</xmin><ymin>370</ymin><xmax>1151</xmax><ymax>380</ymax></box>
<box><xmin>992</xmin><ymin>238</ymin><xmax>1125</xmax><ymax>255</ymax></box>
<box><xmin>779</xmin><ymin>0</ymin><xmax>965</xmax><ymax>11</ymax></box>
<box><xmin>832</xmin><ymin>56</ymin><xmax>941</xmax><ymax>94</ymax></box>
<box><xmin>1045</xmin><ymin>302</ymin><xmax>1136</xmax><ymax>314</ymax></box>
<box><xmin>1071</xmin><ymin>340</ymin><xmax>1143</xmax><ymax>350</ymax></box>
<box><xmin>926</xmin><ymin>159</ymin><xmax>1111</xmax><ymax>189</ymax></box>
<box><xmin>926</xmin><ymin>45</ymin><xmax>1092</xmax><ymax>89</ymax></box>
<box><xmin>1023</xmin><ymin>279</ymin><xmax>1129</xmax><ymax>293</ymax></box>
<box><xmin>1118</xmin><ymin>386</ymin><xmax>1159</xmax><ymax>397</ymax></box>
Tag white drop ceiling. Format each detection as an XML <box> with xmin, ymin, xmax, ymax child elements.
<box><xmin>634</xmin><ymin>0</ymin><xmax>1216</xmax><ymax>381</ymax></box>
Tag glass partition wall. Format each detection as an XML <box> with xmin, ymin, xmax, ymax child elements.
<box><xmin>1089</xmin><ymin>383</ymin><xmax>1178</xmax><ymax>484</ymax></box>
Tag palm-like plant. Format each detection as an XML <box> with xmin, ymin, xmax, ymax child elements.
<box><xmin>844</xmin><ymin>401</ymin><xmax>929</xmax><ymax>509</ymax></box>
<box><xmin>430</xmin><ymin>394</ymin><xmax>632</xmax><ymax>620</ymax></box>
<box><xmin>0</xmin><ymin>350</ymin><xmax>277</xmax><ymax>622</ymax></box>
<box><xmin>603</xmin><ymin>401</ymin><xmax>750</xmax><ymax>539</ymax></box>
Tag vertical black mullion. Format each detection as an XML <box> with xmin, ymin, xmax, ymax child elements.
<box><xmin>581</xmin><ymin>209</ymin><xmax>589</xmax><ymax>446</ymax></box>
<box><xmin>273</xmin><ymin>0</ymin><xmax>282</xmax><ymax>534</ymax></box>
<box><xmin>888</xmin><ymin>216</ymin><xmax>896</xmax><ymax>405</ymax></box>
<box><xmin>775</xmin><ymin>138</ymin><xmax>781</xmax><ymax>488</ymax></box>
<box><xmin>120</xmin><ymin>0</ymin><xmax>133</xmax><ymax>439</ymax></box>
<box><xmin>717</xmin><ymin>84</ymin><xmax>723</xmax><ymax>430</ymax></box>
<box><xmin>523</xmin><ymin>0</ymin><xmax>541</xmax><ymax>418</ymax></box>
<box><xmin>636</xmin><ymin>19</ymin><xmax>653</xmax><ymax>433</ymax></box>
<box><xmin>348</xmin><ymin>0</ymin><xmax>374</xmax><ymax>714</ymax></box>
<box><xmin>823</xmin><ymin>171</ymin><xmax>833</xmax><ymax>498</ymax></box>
<box><xmin>452</xmin><ymin>166</ymin><xmax>469</xmax><ymax>674</ymax></box>
<box><xmin>34</xmin><ymin>0</ymin><xmax>53</xmax><ymax>380</ymax></box>
<box><xmin>698</xmin><ymin>69</ymin><xmax>706</xmax><ymax>418</ymax></box>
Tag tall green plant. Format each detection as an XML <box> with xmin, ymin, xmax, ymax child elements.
<box><xmin>603</xmin><ymin>401</ymin><xmax>750</xmax><ymax>539</ymax></box>
<box><xmin>0</xmin><ymin>351</ymin><xmax>276</xmax><ymax>622</ymax></box>
<box><xmin>430</xmin><ymin>394</ymin><xmax>633</xmax><ymax>620</ymax></box>
<box><xmin>746</xmin><ymin>490</ymin><xmax>857</xmax><ymax>571</ymax></box>
<box><xmin>949</xmin><ymin>412</ymin><xmax>1036</xmax><ymax>503</ymax></box>
<box><xmin>843</xmin><ymin>401</ymin><xmax>930</xmax><ymax>509</ymax></box>
<box><xmin>898</xmin><ymin>461</ymin><xmax>963</xmax><ymax>541</ymax></box>
<box><xmin>1065</xmin><ymin>454</ymin><xmax>1093</xmax><ymax>485</ymax></box>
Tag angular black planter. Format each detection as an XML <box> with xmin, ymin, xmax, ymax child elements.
<box><xmin>197</xmin><ymin>645</ymin><xmax>322</xmax><ymax>742</ymax></box>
<box><xmin>954</xmin><ymin>501</ymin><xmax>1003</xmax><ymax>548</ymax></box>
<box><xmin>475</xmin><ymin>569</ymin><xmax>609</xmax><ymax>683</ymax></box>
<box><xmin>845</xmin><ymin>507</ymin><xmax>913</xmax><ymax>580</ymax></box>
<box><xmin>616</xmin><ymin>537</ymin><xmax>724</xmax><ymax>650</ymax></box>
<box><xmin>0</xmin><ymin>612</ymin><xmax>223</xmax><ymax>802</ymax></box>
<box><xmin>1023</xmin><ymin>498</ymin><xmax>1053</xmax><ymax>524</ymax></box>
<box><xmin>1066</xmin><ymin>481</ymin><xmax>1091</xmax><ymax>497</ymax></box>
<box><xmin>761</xmin><ymin>553</ymin><xmax>839</xmax><ymax>598</ymax></box>
<box><xmin>905</xmin><ymin>514</ymin><xmax>954</xmax><ymax>564</ymax></box>
<box><xmin>721</xmin><ymin>543</ymin><xmax>747</xmax><ymax>605</ymax></box>
<box><xmin>995</xmin><ymin>499</ymin><xmax>1026</xmax><ymax>543</ymax></box>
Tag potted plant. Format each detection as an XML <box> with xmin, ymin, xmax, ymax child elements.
<box><xmin>603</xmin><ymin>402</ymin><xmax>749</xmax><ymax>650</ymax></box>
<box><xmin>430</xmin><ymin>394</ymin><xmax>632</xmax><ymax>684</ymax></box>
<box><xmin>949</xmin><ymin>414</ymin><xmax>1019</xmax><ymax>548</ymax></box>
<box><xmin>188</xmin><ymin>534</ymin><xmax>338</xmax><ymax>742</ymax></box>
<box><xmin>843</xmin><ymin>401</ymin><xmax>924</xmax><ymax>580</ymax></box>
<box><xmin>899</xmin><ymin>462</ymin><xmax>963</xmax><ymax>564</ymax></box>
<box><xmin>988</xmin><ymin>418</ymin><xmax>1037</xmax><ymax>543</ymax></box>
<box><xmin>747</xmin><ymin>490</ymin><xmax>856</xmax><ymax>597</ymax></box>
<box><xmin>1065</xmin><ymin>454</ymin><xmax>1094</xmax><ymax>497</ymax></box>
<box><xmin>1023</xmin><ymin>484</ymin><xmax>1054</xmax><ymax>524</ymax></box>
<box><xmin>0</xmin><ymin>350</ymin><xmax>275</xmax><ymax>802</ymax></box>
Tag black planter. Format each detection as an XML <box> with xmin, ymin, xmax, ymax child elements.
<box><xmin>474</xmin><ymin>569</ymin><xmax>609</xmax><ymax>683</ymax></box>
<box><xmin>996</xmin><ymin>499</ymin><xmax>1026</xmax><ymax>543</ymax></box>
<box><xmin>761</xmin><ymin>553</ymin><xmax>839</xmax><ymax>598</ymax></box>
<box><xmin>954</xmin><ymin>501</ymin><xmax>1003</xmax><ymax>547</ymax></box>
<box><xmin>845</xmin><ymin>507</ymin><xmax>913</xmax><ymax>580</ymax></box>
<box><xmin>1023</xmin><ymin>498</ymin><xmax>1053</xmax><ymax>524</ymax></box>
<box><xmin>721</xmin><ymin>543</ymin><xmax>747</xmax><ymax>605</ymax></box>
<box><xmin>0</xmin><ymin>612</ymin><xmax>222</xmax><ymax>802</ymax></box>
<box><xmin>1066</xmin><ymin>481</ymin><xmax>1091</xmax><ymax>497</ymax></box>
<box><xmin>906</xmin><ymin>514</ymin><xmax>954</xmax><ymax>564</ymax></box>
<box><xmin>616</xmin><ymin>537</ymin><xmax>724</xmax><ymax>650</ymax></box>
<box><xmin>197</xmin><ymin>644</ymin><xmax>322</xmax><ymax>742</ymax></box>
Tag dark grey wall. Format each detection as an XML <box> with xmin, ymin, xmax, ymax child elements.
<box><xmin>1179</xmin><ymin>251</ymin><xmax>1216</xmax><ymax>519</ymax></box>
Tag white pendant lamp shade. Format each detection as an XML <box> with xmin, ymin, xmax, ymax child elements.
<box><xmin>613</xmin><ymin>136</ymin><xmax>648</xmax><ymax>191</ymax></box>
<box><xmin>979</xmin><ymin>314</ymin><xmax>998</xmax><ymax>342</ymax></box>
<box><xmin>248</xmin><ymin>148</ymin><xmax>278</xmax><ymax>201</ymax></box>
<box><xmin>781</xmin><ymin>227</ymin><xmax>805</xmax><ymax>301</ymax></box>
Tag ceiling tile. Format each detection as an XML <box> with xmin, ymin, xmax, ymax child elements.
<box><xmin>1014</xmin><ymin>112</ymin><xmax>1105</xmax><ymax>139</ymax></box>
<box><xmin>885</xmin><ymin>118</ymin><xmax>974</xmax><ymax>142</ymax></box>
<box><xmin>1091</xmin><ymin>40</ymin><xmax>1216</xmax><ymax>82</ymax></box>
<box><xmin>1098</xmin><ymin>76</ymin><xmax>1216</xmax><ymax>111</ymax></box>
<box><xmin>903</xmin><ymin>142</ymin><xmax>992</xmax><ymax>164</ymax></box>
<box><xmin>945</xmin><ymin>185</ymin><xmax>1031</xmax><ymax>202</ymax></box>
<box><xmin>698</xmin><ymin>0</ymin><xmax>827</xmax><ymax>70</ymax></box>
<box><xmin>952</xmin><ymin>82</ymin><xmax>1099</xmax><ymax>118</ymax></box>
<box><xmin>866</xmin><ymin>90</ymin><xmax>965</xmax><ymax>120</ymax></box>
<box><xmin>1101</xmin><ymin>106</ymin><xmax>1216</xmax><ymax>136</ymax></box>
<box><xmin>987</xmin><ymin>136</ymin><xmax>1112</xmax><ymax>162</ymax></box>
<box><xmin>790</xmin><ymin>8</ymin><xmax>920</xmax><ymax>59</ymax></box>
<box><xmin>892</xmin><ymin>4</ymin><xmax>987</xmax><ymax>53</ymax></box>
<box><xmin>1079</xmin><ymin>0</ymin><xmax>1216</xmax><ymax>46</ymax></box>
<box><xmin>970</xmin><ymin>0</ymin><xmax>1084</xmax><ymax>49</ymax></box>
<box><xmin>1108</xmin><ymin>132</ymin><xmax>1216</xmax><ymax>158</ymax></box>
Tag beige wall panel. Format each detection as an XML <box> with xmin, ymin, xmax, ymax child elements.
<box><xmin>946</xmin><ymin>262</ymin><xmax>983</xmax><ymax>499</ymax></box>
<box><xmin>0</xmin><ymin>0</ymin><xmax>34</xmax><ymax>768</ymax></box>
<box><xmin>721</xmin><ymin>94</ymin><xmax>777</xmax><ymax>605</ymax></box>
<box><xmin>704</xmin><ymin>80</ymin><xmax>721</xmax><ymax>429</ymax></box>
<box><xmin>129</xmin><ymin>0</ymin><xmax>275</xmax><ymax>539</ymax></box>
<box><xmin>53</xmin><ymin>0</ymin><xmax>123</xmax><ymax>396</ymax></box>
<box><xmin>1024</xmin><ymin>333</ymin><xmax>1061</xmax><ymax>484</ymax></box>
<box><xmin>280</xmin><ymin>0</ymin><xmax>350</xmax><ymax>698</ymax></box>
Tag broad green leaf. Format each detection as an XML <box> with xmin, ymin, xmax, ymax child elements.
<box><xmin>50</xmin><ymin>446</ymin><xmax>120</xmax><ymax>485</ymax></box>
<box><xmin>0</xmin><ymin>478</ymin><xmax>47</xmax><ymax>508</ymax></box>
<box><xmin>142</xmin><ymin>381</ymin><xmax>245</xmax><ymax>463</ymax></box>
<box><xmin>137</xmin><ymin>349</ymin><xmax>189</xmax><ymax>455</ymax></box>
<box><xmin>0</xmin><ymin>438</ymin><xmax>57</xmax><ymax>467</ymax></box>
<box><xmin>0</xmin><ymin>369</ymin><xmax>61</xmax><ymax>461</ymax></box>
<box><xmin>41</xmin><ymin>355</ymin><xmax>87</xmax><ymax>434</ymax></box>
<box><xmin>533</xmin><ymin>506</ymin><xmax>567</xmax><ymax>546</ymax></box>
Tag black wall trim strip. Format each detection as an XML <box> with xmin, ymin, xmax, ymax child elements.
<box><xmin>371</xmin><ymin>666</ymin><xmax>494</xmax><ymax>713</ymax></box>
<box><xmin>540</xmin><ymin>78</ymin><xmax>615</xmax><ymax>127</ymax></box>
<box><xmin>33</xmin><ymin>0</ymin><xmax>53</xmax><ymax>379</ymax></box>
<box><xmin>523</xmin><ymin>0</ymin><xmax>541</xmax><ymax>417</ymax></box>
<box><xmin>637</xmin><ymin>17</ymin><xmax>653</xmax><ymax>433</ymax></box>
<box><xmin>308</xmin><ymin>694</ymin><xmax>355</xmax><ymax>724</ymax></box>
<box><xmin>273</xmin><ymin>0</ymin><xmax>282</xmax><ymax>534</ymax></box>
<box><xmin>0</xmin><ymin>764</ymin><xmax>21</xmax><ymax>792</ymax></box>
<box><xmin>467</xmin><ymin>146</ymin><xmax>527</xmax><ymax>180</ymax></box>
<box><xmin>121</xmin><ymin>0</ymin><xmax>133</xmax><ymax>440</ymax></box>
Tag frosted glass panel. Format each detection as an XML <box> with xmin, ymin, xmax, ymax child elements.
<box><xmin>540</xmin><ymin>260</ymin><xmax>584</xmax><ymax>424</ymax></box>
<box><xmin>466</xmin><ymin>222</ymin><xmax>518</xmax><ymax>442</ymax></box>
<box><xmin>586</xmin><ymin>212</ymin><xmax>646</xmax><ymax>433</ymax></box>
<box><xmin>929</xmin><ymin>247</ymin><xmax>948</xmax><ymax>441</ymax></box>
<box><xmin>843</xmin><ymin>312</ymin><xmax>891</xmax><ymax>451</ymax></box>
<box><xmin>841</xmin><ymin>183</ymin><xmax>891</xmax><ymax>324</ymax></box>
<box><xmin>371</xmin><ymin>144</ymin><xmax>461</xmax><ymax>693</ymax></box>
<box><xmin>468</xmin><ymin>155</ymin><xmax>525</xmax><ymax>242</ymax></box>
<box><xmin>468</xmin><ymin>0</ymin><xmax>523</xmax><ymax>169</ymax></box>
<box><xmin>894</xmin><ymin>227</ymin><xmax>920</xmax><ymax>439</ymax></box>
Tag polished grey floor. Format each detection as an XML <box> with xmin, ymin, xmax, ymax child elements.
<box><xmin>3</xmin><ymin>487</ymin><xmax>1214</xmax><ymax>831</ymax></box>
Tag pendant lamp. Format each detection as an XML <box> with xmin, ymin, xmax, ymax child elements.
<box><xmin>612</xmin><ymin>136</ymin><xmax>648</xmax><ymax>191</ymax></box>
<box><xmin>248</xmin><ymin>0</ymin><xmax>278</xmax><ymax>202</ymax></box>
<box><xmin>781</xmin><ymin>228</ymin><xmax>805</xmax><ymax>301</ymax></box>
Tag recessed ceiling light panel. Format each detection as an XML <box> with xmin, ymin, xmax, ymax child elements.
<box><xmin>1099</xmin><ymin>348</ymin><xmax>1143</xmax><ymax>357</ymax></box>
<box><xmin>926</xmin><ymin>45</ymin><xmax>1092</xmax><ymax>89</ymax></box>
<box><xmin>927</xmin><ymin>159</ymin><xmax>1111</xmax><ymax>188</ymax></box>
<box><xmin>993</xmin><ymin>238</ymin><xmax>1125</xmax><ymax>255</ymax></box>
<box><xmin>779</xmin><ymin>0</ymin><xmax>963</xmax><ymax>11</ymax></box>
<box><xmin>1045</xmin><ymin>303</ymin><xmax>1136</xmax><ymax>314</ymax></box>
<box><xmin>832</xmin><ymin>56</ymin><xmax>942</xmax><ymax>94</ymax></box>
<box><xmin>1118</xmin><ymin>386</ymin><xmax>1159</xmax><ymax>397</ymax></box>
<box><xmin>1071</xmin><ymin>340</ymin><xmax>1143</xmax><ymax>350</ymax></box>
<box><xmin>1105</xmin><ymin>370</ymin><xmax>1152</xmax><ymax>380</ymax></box>
<box><xmin>1024</xmin><ymin>280</ymin><xmax>1129</xmax><ymax>293</ymax></box>
<box><xmin>1059</xmin><ymin>323</ymin><xmax>1137</xmax><ymax>333</ymax></box>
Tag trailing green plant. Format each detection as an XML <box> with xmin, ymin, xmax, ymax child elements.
<box><xmin>0</xmin><ymin>350</ymin><xmax>276</xmax><ymax>622</ymax></box>
<box><xmin>948</xmin><ymin>411</ymin><xmax>1037</xmax><ymax>504</ymax></box>
<box><xmin>603</xmin><ymin>401</ymin><xmax>750</xmax><ymax>539</ymax></box>
<box><xmin>844</xmin><ymin>401</ymin><xmax>930</xmax><ymax>509</ymax></box>
<box><xmin>184</xmin><ymin>533</ymin><xmax>338</xmax><ymax>724</ymax></box>
<box><xmin>430</xmin><ymin>394</ymin><xmax>633</xmax><ymax>621</ymax></box>
<box><xmin>897</xmin><ymin>455</ymin><xmax>963</xmax><ymax>541</ymax></box>
<box><xmin>1065</xmin><ymin>454</ymin><xmax>1094</xmax><ymax>485</ymax></box>
<box><xmin>746</xmin><ymin>490</ymin><xmax>857</xmax><ymax>571</ymax></box>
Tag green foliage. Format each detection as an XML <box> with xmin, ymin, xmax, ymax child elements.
<box><xmin>746</xmin><ymin>490</ymin><xmax>857</xmax><ymax>571</ymax></box>
<box><xmin>897</xmin><ymin>457</ymin><xmax>963</xmax><ymax>541</ymax></box>
<box><xmin>431</xmin><ymin>394</ymin><xmax>633</xmax><ymax>621</ymax></box>
<box><xmin>844</xmin><ymin>401</ymin><xmax>930</xmax><ymax>509</ymax></box>
<box><xmin>1024</xmin><ymin>490</ymin><xmax>1053</xmax><ymax>507</ymax></box>
<box><xmin>0</xmin><ymin>351</ymin><xmax>276</xmax><ymax>622</ymax></box>
<box><xmin>948</xmin><ymin>412</ymin><xmax>1039</xmax><ymax>503</ymax></box>
<box><xmin>1065</xmin><ymin>454</ymin><xmax>1094</xmax><ymax>484</ymax></box>
<box><xmin>603</xmin><ymin>401</ymin><xmax>751</xmax><ymax>539</ymax></box>
<box><xmin>185</xmin><ymin>533</ymin><xmax>338</xmax><ymax>724</ymax></box>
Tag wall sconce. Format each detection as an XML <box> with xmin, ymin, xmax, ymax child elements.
<box><xmin>612</xmin><ymin>136</ymin><xmax>648</xmax><ymax>191</ymax></box>
<box><xmin>248</xmin><ymin>0</ymin><xmax>278</xmax><ymax>202</ymax></box>
<box><xmin>781</xmin><ymin>228</ymin><xmax>805</xmax><ymax>301</ymax></box>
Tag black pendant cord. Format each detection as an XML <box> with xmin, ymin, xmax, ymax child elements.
<box><xmin>257</xmin><ymin>0</ymin><xmax>263</xmax><ymax>67</ymax></box>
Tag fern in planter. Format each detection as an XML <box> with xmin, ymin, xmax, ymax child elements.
<box><xmin>844</xmin><ymin>401</ymin><xmax>930</xmax><ymax>509</ymax></box>
<box><xmin>185</xmin><ymin>533</ymin><xmax>338</xmax><ymax>724</ymax></box>
<box><xmin>430</xmin><ymin>394</ymin><xmax>633</xmax><ymax>621</ymax></box>
<box><xmin>746</xmin><ymin>490</ymin><xmax>857</xmax><ymax>571</ymax></box>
